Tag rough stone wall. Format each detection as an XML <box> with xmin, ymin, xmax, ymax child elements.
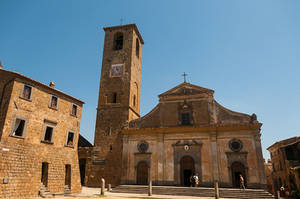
<box><xmin>0</xmin><ymin>72</ymin><xmax>15</xmax><ymax>141</ymax></box>
<box><xmin>78</xmin><ymin>147</ymin><xmax>92</xmax><ymax>185</ymax></box>
<box><xmin>87</xmin><ymin>24</ymin><xmax>143</xmax><ymax>187</ymax></box>
<box><xmin>0</xmin><ymin>72</ymin><xmax>83</xmax><ymax>198</ymax></box>
<box><xmin>268</xmin><ymin>137</ymin><xmax>300</xmax><ymax>192</ymax></box>
<box><xmin>0</xmin><ymin>140</ymin><xmax>81</xmax><ymax>198</ymax></box>
<box><xmin>264</xmin><ymin>161</ymin><xmax>274</xmax><ymax>194</ymax></box>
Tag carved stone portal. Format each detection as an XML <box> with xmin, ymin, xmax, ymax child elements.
<box><xmin>172</xmin><ymin>140</ymin><xmax>202</xmax><ymax>185</ymax></box>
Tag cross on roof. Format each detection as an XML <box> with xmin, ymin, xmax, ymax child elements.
<box><xmin>182</xmin><ymin>72</ymin><xmax>188</xmax><ymax>82</ymax></box>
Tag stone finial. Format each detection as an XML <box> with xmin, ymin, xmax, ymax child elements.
<box><xmin>250</xmin><ymin>113</ymin><xmax>257</xmax><ymax>123</ymax></box>
<box><xmin>49</xmin><ymin>81</ymin><xmax>55</xmax><ymax>88</ymax></box>
<box><xmin>0</xmin><ymin>61</ymin><xmax>3</xmax><ymax>69</ymax></box>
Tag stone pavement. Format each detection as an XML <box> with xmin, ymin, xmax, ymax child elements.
<box><xmin>50</xmin><ymin>186</ymin><xmax>216</xmax><ymax>199</ymax></box>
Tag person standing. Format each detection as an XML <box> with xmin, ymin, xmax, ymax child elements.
<box><xmin>194</xmin><ymin>173</ymin><xmax>199</xmax><ymax>187</ymax></box>
<box><xmin>239</xmin><ymin>174</ymin><xmax>245</xmax><ymax>190</ymax></box>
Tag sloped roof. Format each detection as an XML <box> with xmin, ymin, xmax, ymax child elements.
<box><xmin>158</xmin><ymin>82</ymin><xmax>214</xmax><ymax>98</ymax></box>
<box><xmin>78</xmin><ymin>134</ymin><xmax>93</xmax><ymax>147</ymax></box>
<box><xmin>0</xmin><ymin>69</ymin><xmax>84</xmax><ymax>104</ymax></box>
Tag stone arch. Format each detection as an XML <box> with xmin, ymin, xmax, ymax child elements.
<box><xmin>231</xmin><ymin>161</ymin><xmax>247</xmax><ymax>188</ymax></box>
<box><xmin>173</xmin><ymin>142</ymin><xmax>202</xmax><ymax>185</ymax></box>
<box><xmin>113</xmin><ymin>32</ymin><xmax>123</xmax><ymax>50</ymax></box>
<box><xmin>180</xmin><ymin>156</ymin><xmax>195</xmax><ymax>186</ymax></box>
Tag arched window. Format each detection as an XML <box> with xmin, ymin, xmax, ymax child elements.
<box><xmin>114</xmin><ymin>32</ymin><xmax>123</xmax><ymax>50</ymax></box>
<box><xmin>133</xmin><ymin>95</ymin><xmax>136</xmax><ymax>106</ymax></box>
<box><xmin>136</xmin><ymin>38</ymin><xmax>140</xmax><ymax>57</ymax></box>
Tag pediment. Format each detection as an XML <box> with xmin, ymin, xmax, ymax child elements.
<box><xmin>158</xmin><ymin>82</ymin><xmax>214</xmax><ymax>98</ymax></box>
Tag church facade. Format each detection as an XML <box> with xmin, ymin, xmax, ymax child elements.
<box><xmin>122</xmin><ymin>82</ymin><xmax>266</xmax><ymax>188</ymax></box>
<box><xmin>85</xmin><ymin>24</ymin><xmax>266</xmax><ymax>189</ymax></box>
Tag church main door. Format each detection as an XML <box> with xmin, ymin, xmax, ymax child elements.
<box><xmin>180</xmin><ymin>156</ymin><xmax>195</xmax><ymax>186</ymax></box>
<box><xmin>137</xmin><ymin>161</ymin><xmax>148</xmax><ymax>185</ymax></box>
<box><xmin>231</xmin><ymin>161</ymin><xmax>246</xmax><ymax>188</ymax></box>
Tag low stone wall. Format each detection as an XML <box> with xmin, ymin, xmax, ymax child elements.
<box><xmin>0</xmin><ymin>139</ymin><xmax>81</xmax><ymax>198</ymax></box>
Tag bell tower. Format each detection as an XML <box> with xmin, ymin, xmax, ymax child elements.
<box><xmin>87</xmin><ymin>24</ymin><xmax>143</xmax><ymax>186</ymax></box>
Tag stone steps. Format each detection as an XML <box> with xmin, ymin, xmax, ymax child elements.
<box><xmin>39</xmin><ymin>183</ymin><xmax>54</xmax><ymax>198</ymax></box>
<box><xmin>111</xmin><ymin>185</ymin><xmax>275</xmax><ymax>199</ymax></box>
<box><xmin>64</xmin><ymin>185</ymin><xmax>71</xmax><ymax>194</ymax></box>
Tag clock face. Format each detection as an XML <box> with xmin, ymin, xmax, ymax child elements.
<box><xmin>111</xmin><ymin>64</ymin><xmax>124</xmax><ymax>77</ymax></box>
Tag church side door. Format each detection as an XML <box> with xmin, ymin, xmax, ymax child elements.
<box><xmin>137</xmin><ymin>161</ymin><xmax>148</xmax><ymax>185</ymax></box>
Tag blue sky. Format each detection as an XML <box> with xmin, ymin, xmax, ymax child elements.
<box><xmin>1</xmin><ymin>0</ymin><xmax>300</xmax><ymax>159</ymax></box>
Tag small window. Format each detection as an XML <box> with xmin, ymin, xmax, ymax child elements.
<box><xmin>43</xmin><ymin>126</ymin><xmax>53</xmax><ymax>143</ymax></box>
<box><xmin>181</xmin><ymin>113</ymin><xmax>190</xmax><ymax>125</ymax></box>
<box><xmin>71</xmin><ymin>104</ymin><xmax>78</xmax><ymax>116</ymax></box>
<box><xmin>114</xmin><ymin>32</ymin><xmax>123</xmax><ymax>50</ymax></box>
<box><xmin>112</xmin><ymin>93</ymin><xmax>117</xmax><ymax>103</ymax></box>
<box><xmin>66</xmin><ymin>132</ymin><xmax>75</xmax><ymax>146</ymax></box>
<box><xmin>136</xmin><ymin>38</ymin><xmax>140</xmax><ymax>57</ymax></box>
<box><xmin>12</xmin><ymin>118</ymin><xmax>26</xmax><ymax>137</ymax></box>
<box><xmin>110</xmin><ymin>145</ymin><xmax>113</xmax><ymax>151</ymax></box>
<box><xmin>49</xmin><ymin>96</ymin><xmax>58</xmax><ymax>109</ymax></box>
<box><xmin>21</xmin><ymin>85</ymin><xmax>32</xmax><ymax>100</ymax></box>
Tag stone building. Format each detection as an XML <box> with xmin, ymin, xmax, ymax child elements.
<box><xmin>0</xmin><ymin>65</ymin><xmax>84</xmax><ymax>198</ymax></box>
<box><xmin>267</xmin><ymin>136</ymin><xmax>300</xmax><ymax>193</ymax></box>
<box><xmin>78</xmin><ymin>134</ymin><xmax>93</xmax><ymax>186</ymax></box>
<box><xmin>84</xmin><ymin>24</ymin><xmax>267</xmax><ymax>189</ymax></box>
<box><xmin>264</xmin><ymin>159</ymin><xmax>274</xmax><ymax>194</ymax></box>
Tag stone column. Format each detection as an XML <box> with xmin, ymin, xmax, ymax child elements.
<box><xmin>210</xmin><ymin>133</ymin><xmax>220</xmax><ymax>183</ymax></box>
<box><xmin>101</xmin><ymin>178</ymin><xmax>105</xmax><ymax>195</ymax></box>
<box><xmin>148</xmin><ymin>179</ymin><xmax>152</xmax><ymax>196</ymax></box>
<box><xmin>121</xmin><ymin>135</ymin><xmax>129</xmax><ymax>184</ymax></box>
<box><xmin>215</xmin><ymin>181</ymin><xmax>220</xmax><ymax>199</ymax></box>
<box><xmin>254</xmin><ymin>133</ymin><xmax>267</xmax><ymax>186</ymax></box>
<box><xmin>157</xmin><ymin>134</ymin><xmax>164</xmax><ymax>185</ymax></box>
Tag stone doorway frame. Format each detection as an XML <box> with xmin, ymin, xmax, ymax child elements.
<box><xmin>226</xmin><ymin>152</ymin><xmax>248</xmax><ymax>188</ymax></box>
<box><xmin>136</xmin><ymin>161</ymin><xmax>149</xmax><ymax>185</ymax></box>
<box><xmin>134</xmin><ymin>152</ymin><xmax>151</xmax><ymax>184</ymax></box>
<box><xmin>231</xmin><ymin>161</ymin><xmax>247</xmax><ymax>188</ymax></box>
<box><xmin>180</xmin><ymin>155</ymin><xmax>195</xmax><ymax>186</ymax></box>
<box><xmin>172</xmin><ymin>140</ymin><xmax>202</xmax><ymax>185</ymax></box>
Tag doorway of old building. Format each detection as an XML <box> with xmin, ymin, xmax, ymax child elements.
<box><xmin>41</xmin><ymin>162</ymin><xmax>49</xmax><ymax>187</ymax></box>
<box><xmin>136</xmin><ymin>161</ymin><xmax>148</xmax><ymax>185</ymax></box>
<box><xmin>231</xmin><ymin>161</ymin><xmax>246</xmax><ymax>188</ymax></box>
<box><xmin>180</xmin><ymin>156</ymin><xmax>195</xmax><ymax>186</ymax></box>
<box><xmin>79</xmin><ymin>159</ymin><xmax>86</xmax><ymax>185</ymax></box>
<box><xmin>65</xmin><ymin>164</ymin><xmax>71</xmax><ymax>189</ymax></box>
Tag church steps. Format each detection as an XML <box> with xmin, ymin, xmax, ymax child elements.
<box><xmin>112</xmin><ymin>185</ymin><xmax>274</xmax><ymax>199</ymax></box>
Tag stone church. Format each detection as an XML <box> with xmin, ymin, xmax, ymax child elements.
<box><xmin>83</xmin><ymin>24</ymin><xmax>266</xmax><ymax>189</ymax></box>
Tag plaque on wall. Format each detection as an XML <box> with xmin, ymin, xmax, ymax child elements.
<box><xmin>110</xmin><ymin>64</ymin><xmax>124</xmax><ymax>77</ymax></box>
<box><xmin>92</xmin><ymin>160</ymin><xmax>106</xmax><ymax>165</ymax></box>
<box><xmin>184</xmin><ymin>145</ymin><xmax>190</xmax><ymax>151</ymax></box>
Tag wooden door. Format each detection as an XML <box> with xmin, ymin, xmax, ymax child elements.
<box><xmin>137</xmin><ymin>161</ymin><xmax>148</xmax><ymax>185</ymax></box>
<box><xmin>41</xmin><ymin>162</ymin><xmax>49</xmax><ymax>187</ymax></box>
<box><xmin>65</xmin><ymin>164</ymin><xmax>71</xmax><ymax>188</ymax></box>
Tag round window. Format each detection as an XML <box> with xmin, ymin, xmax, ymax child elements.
<box><xmin>137</xmin><ymin>141</ymin><xmax>149</xmax><ymax>153</ymax></box>
<box><xmin>229</xmin><ymin>139</ymin><xmax>243</xmax><ymax>152</ymax></box>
